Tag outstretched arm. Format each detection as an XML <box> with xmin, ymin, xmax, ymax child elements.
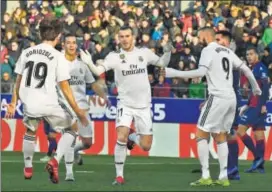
<box><xmin>146</xmin><ymin>44</ymin><xmax>173</xmax><ymax>67</ymax></box>
<box><xmin>80</xmin><ymin>49</ymin><xmax>106</xmax><ymax>76</ymax></box>
<box><xmin>165</xmin><ymin>66</ymin><xmax>208</xmax><ymax>78</ymax></box>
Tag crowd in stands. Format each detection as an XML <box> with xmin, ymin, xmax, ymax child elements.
<box><xmin>1</xmin><ymin>0</ymin><xmax>272</xmax><ymax>99</ymax></box>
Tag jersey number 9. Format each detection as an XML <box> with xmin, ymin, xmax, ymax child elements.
<box><xmin>25</xmin><ymin>61</ymin><xmax>48</xmax><ymax>88</ymax></box>
<box><xmin>222</xmin><ymin>57</ymin><xmax>230</xmax><ymax>80</ymax></box>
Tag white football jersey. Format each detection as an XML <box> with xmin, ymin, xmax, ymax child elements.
<box><xmin>14</xmin><ymin>43</ymin><xmax>71</xmax><ymax>117</ymax></box>
<box><xmin>101</xmin><ymin>47</ymin><xmax>160</xmax><ymax>108</ymax></box>
<box><xmin>67</xmin><ymin>58</ymin><xmax>95</xmax><ymax>110</ymax></box>
<box><xmin>199</xmin><ymin>42</ymin><xmax>243</xmax><ymax>97</ymax></box>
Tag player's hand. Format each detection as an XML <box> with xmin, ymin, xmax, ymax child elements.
<box><xmin>4</xmin><ymin>103</ymin><xmax>16</xmax><ymax>119</ymax></box>
<box><xmin>77</xmin><ymin>109</ymin><xmax>89</xmax><ymax>127</ymax></box>
<box><xmin>239</xmin><ymin>105</ymin><xmax>248</xmax><ymax>116</ymax></box>
<box><xmin>199</xmin><ymin>101</ymin><xmax>206</xmax><ymax>110</ymax></box>
<box><xmin>253</xmin><ymin>87</ymin><xmax>262</xmax><ymax>96</ymax></box>
<box><xmin>261</xmin><ymin>105</ymin><xmax>267</xmax><ymax>114</ymax></box>
<box><xmin>80</xmin><ymin>49</ymin><xmax>94</xmax><ymax>65</ymax></box>
<box><xmin>162</xmin><ymin>43</ymin><xmax>174</xmax><ymax>53</ymax></box>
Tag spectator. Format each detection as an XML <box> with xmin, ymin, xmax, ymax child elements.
<box><xmin>262</xmin><ymin>19</ymin><xmax>272</xmax><ymax>54</ymax></box>
<box><xmin>8</xmin><ymin>41</ymin><xmax>20</xmax><ymax>62</ymax></box>
<box><xmin>82</xmin><ymin>33</ymin><xmax>95</xmax><ymax>55</ymax></box>
<box><xmin>1</xmin><ymin>55</ymin><xmax>15</xmax><ymax>79</ymax></box>
<box><xmin>188</xmin><ymin>78</ymin><xmax>206</xmax><ymax>99</ymax></box>
<box><xmin>153</xmin><ymin>75</ymin><xmax>171</xmax><ymax>98</ymax></box>
<box><xmin>0</xmin><ymin>45</ymin><xmax>8</xmax><ymax>63</ymax></box>
<box><xmin>1</xmin><ymin>72</ymin><xmax>13</xmax><ymax>93</ymax></box>
<box><xmin>148</xmin><ymin>73</ymin><xmax>158</xmax><ymax>96</ymax></box>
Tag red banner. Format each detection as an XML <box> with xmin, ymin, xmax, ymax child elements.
<box><xmin>1</xmin><ymin>119</ymin><xmax>272</xmax><ymax>160</ymax></box>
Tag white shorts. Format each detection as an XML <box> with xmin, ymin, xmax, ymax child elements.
<box><xmin>197</xmin><ymin>95</ymin><xmax>237</xmax><ymax>134</ymax></box>
<box><xmin>23</xmin><ymin>103</ymin><xmax>76</xmax><ymax>133</ymax></box>
<box><xmin>77</xmin><ymin>111</ymin><xmax>93</xmax><ymax>138</ymax></box>
<box><xmin>116</xmin><ymin>103</ymin><xmax>153</xmax><ymax>135</ymax></box>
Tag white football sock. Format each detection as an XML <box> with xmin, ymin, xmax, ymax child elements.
<box><xmin>217</xmin><ymin>141</ymin><xmax>228</xmax><ymax>180</ymax></box>
<box><xmin>114</xmin><ymin>140</ymin><xmax>127</xmax><ymax>177</ymax></box>
<box><xmin>65</xmin><ymin>146</ymin><xmax>74</xmax><ymax>175</ymax></box>
<box><xmin>23</xmin><ymin>134</ymin><xmax>36</xmax><ymax>168</ymax></box>
<box><xmin>54</xmin><ymin>131</ymin><xmax>76</xmax><ymax>163</ymax></box>
<box><xmin>197</xmin><ymin>138</ymin><xmax>210</xmax><ymax>179</ymax></box>
<box><xmin>128</xmin><ymin>132</ymin><xmax>140</xmax><ymax>145</ymax></box>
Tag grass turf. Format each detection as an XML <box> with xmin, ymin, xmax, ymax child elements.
<box><xmin>1</xmin><ymin>151</ymin><xmax>272</xmax><ymax>191</ymax></box>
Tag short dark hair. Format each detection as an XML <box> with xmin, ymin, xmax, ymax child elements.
<box><xmin>119</xmin><ymin>25</ymin><xmax>134</xmax><ymax>35</ymax></box>
<box><xmin>198</xmin><ymin>27</ymin><xmax>215</xmax><ymax>36</ymax></box>
<box><xmin>63</xmin><ymin>33</ymin><xmax>76</xmax><ymax>42</ymax></box>
<box><xmin>216</xmin><ymin>30</ymin><xmax>232</xmax><ymax>42</ymax></box>
<box><xmin>39</xmin><ymin>19</ymin><xmax>63</xmax><ymax>41</ymax></box>
<box><xmin>246</xmin><ymin>46</ymin><xmax>258</xmax><ymax>54</ymax></box>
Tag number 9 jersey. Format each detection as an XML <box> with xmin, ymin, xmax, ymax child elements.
<box><xmin>199</xmin><ymin>42</ymin><xmax>244</xmax><ymax>98</ymax></box>
<box><xmin>14</xmin><ymin>43</ymin><xmax>71</xmax><ymax>117</ymax></box>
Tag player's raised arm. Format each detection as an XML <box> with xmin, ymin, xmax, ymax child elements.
<box><xmin>145</xmin><ymin>43</ymin><xmax>172</xmax><ymax>67</ymax></box>
<box><xmin>5</xmin><ymin>54</ymin><xmax>24</xmax><ymax>118</ymax></box>
<box><xmin>80</xmin><ymin>49</ymin><xmax>107</xmax><ymax>76</ymax></box>
<box><xmin>165</xmin><ymin>48</ymin><xmax>211</xmax><ymax>78</ymax></box>
<box><xmin>232</xmin><ymin>52</ymin><xmax>262</xmax><ymax>96</ymax></box>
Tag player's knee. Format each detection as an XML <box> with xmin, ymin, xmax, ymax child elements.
<box><xmin>236</xmin><ymin>125</ymin><xmax>247</xmax><ymax>137</ymax></box>
<box><xmin>141</xmin><ymin>144</ymin><xmax>151</xmax><ymax>151</ymax></box>
<box><xmin>82</xmin><ymin>137</ymin><xmax>92</xmax><ymax>149</ymax></box>
<box><xmin>117</xmin><ymin>134</ymin><xmax>128</xmax><ymax>143</ymax></box>
<box><xmin>140</xmin><ymin>136</ymin><xmax>152</xmax><ymax>151</ymax></box>
<box><xmin>254</xmin><ymin>131</ymin><xmax>265</xmax><ymax>141</ymax></box>
<box><xmin>48</xmin><ymin>132</ymin><xmax>56</xmax><ymax>139</ymax></box>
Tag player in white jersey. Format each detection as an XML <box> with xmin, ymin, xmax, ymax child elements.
<box><xmin>163</xmin><ymin>27</ymin><xmax>261</xmax><ymax>187</ymax></box>
<box><xmin>4</xmin><ymin>19</ymin><xmax>88</xmax><ymax>184</ymax></box>
<box><xmin>80</xmin><ymin>25</ymin><xmax>172</xmax><ymax>185</ymax></box>
<box><xmin>61</xmin><ymin>34</ymin><xmax>109</xmax><ymax>181</ymax></box>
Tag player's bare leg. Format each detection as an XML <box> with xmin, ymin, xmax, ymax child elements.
<box><xmin>190</xmin><ymin>129</ymin><xmax>213</xmax><ymax>186</ymax></box>
<box><xmin>74</xmin><ymin>137</ymin><xmax>92</xmax><ymax>165</ymax></box>
<box><xmin>23</xmin><ymin>128</ymin><xmax>37</xmax><ymax>180</ymax></box>
<box><xmin>46</xmin><ymin>122</ymin><xmax>78</xmax><ymax>184</ymax></box>
<box><xmin>212</xmin><ymin>132</ymin><xmax>230</xmax><ymax>187</ymax></box>
<box><xmin>113</xmin><ymin>126</ymin><xmax>129</xmax><ymax>185</ymax></box>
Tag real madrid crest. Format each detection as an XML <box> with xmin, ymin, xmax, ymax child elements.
<box><xmin>120</xmin><ymin>54</ymin><xmax>125</xmax><ymax>60</ymax></box>
<box><xmin>139</xmin><ymin>56</ymin><xmax>143</xmax><ymax>62</ymax></box>
<box><xmin>120</xmin><ymin>54</ymin><xmax>126</xmax><ymax>63</ymax></box>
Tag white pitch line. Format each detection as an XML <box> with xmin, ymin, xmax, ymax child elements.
<box><xmin>0</xmin><ymin>159</ymin><xmax>253</xmax><ymax>165</ymax></box>
<box><xmin>75</xmin><ymin>171</ymin><xmax>95</xmax><ymax>174</ymax></box>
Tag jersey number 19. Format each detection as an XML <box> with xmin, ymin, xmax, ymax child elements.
<box><xmin>25</xmin><ymin>61</ymin><xmax>48</xmax><ymax>88</ymax></box>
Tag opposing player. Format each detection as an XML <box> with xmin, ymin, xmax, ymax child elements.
<box><xmin>4</xmin><ymin>19</ymin><xmax>88</xmax><ymax>184</ymax></box>
<box><xmin>236</xmin><ymin>47</ymin><xmax>269</xmax><ymax>173</ymax></box>
<box><xmin>80</xmin><ymin>25</ymin><xmax>172</xmax><ymax>185</ymax></box>
<box><xmin>40</xmin><ymin>121</ymin><xmax>58</xmax><ymax>162</ymax></box>
<box><xmin>164</xmin><ymin>27</ymin><xmax>261</xmax><ymax>186</ymax></box>
<box><xmin>61</xmin><ymin>34</ymin><xmax>109</xmax><ymax>181</ymax></box>
<box><xmin>215</xmin><ymin>31</ymin><xmax>241</xmax><ymax>180</ymax></box>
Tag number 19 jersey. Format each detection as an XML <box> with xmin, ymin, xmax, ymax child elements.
<box><xmin>199</xmin><ymin>42</ymin><xmax>243</xmax><ymax>98</ymax></box>
<box><xmin>14</xmin><ymin>43</ymin><xmax>71</xmax><ymax>116</ymax></box>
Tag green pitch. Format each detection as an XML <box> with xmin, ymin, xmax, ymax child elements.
<box><xmin>1</xmin><ymin>151</ymin><xmax>272</xmax><ymax>191</ymax></box>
